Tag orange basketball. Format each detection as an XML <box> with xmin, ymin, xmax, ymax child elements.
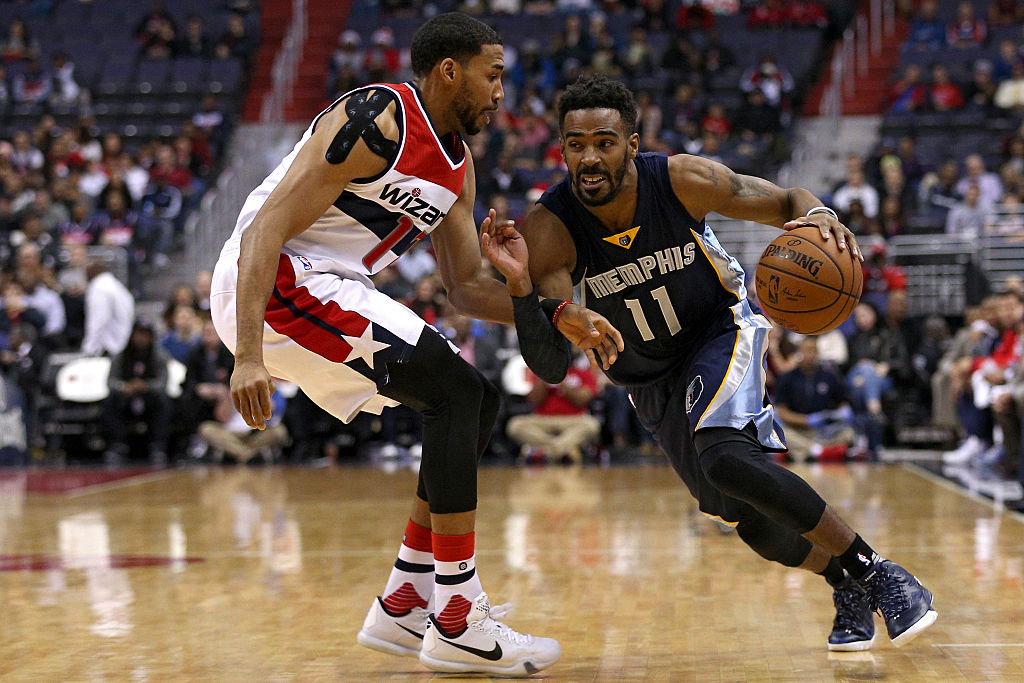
<box><xmin>754</xmin><ymin>226</ymin><xmax>862</xmax><ymax>335</ymax></box>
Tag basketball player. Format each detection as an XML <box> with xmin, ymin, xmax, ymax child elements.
<box><xmin>482</xmin><ymin>75</ymin><xmax>937</xmax><ymax>652</ymax></box>
<box><xmin>211</xmin><ymin>15</ymin><xmax>620</xmax><ymax>676</ymax></box>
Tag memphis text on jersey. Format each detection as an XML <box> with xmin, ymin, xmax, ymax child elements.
<box><xmin>585</xmin><ymin>244</ymin><xmax>696</xmax><ymax>298</ymax></box>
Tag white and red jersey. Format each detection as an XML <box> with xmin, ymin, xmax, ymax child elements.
<box><xmin>220</xmin><ymin>82</ymin><xmax>467</xmax><ymax>276</ymax></box>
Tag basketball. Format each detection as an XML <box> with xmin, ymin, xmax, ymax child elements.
<box><xmin>754</xmin><ymin>226</ymin><xmax>862</xmax><ymax>335</ymax></box>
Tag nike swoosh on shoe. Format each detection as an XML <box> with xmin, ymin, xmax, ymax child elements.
<box><xmin>439</xmin><ymin>638</ymin><xmax>503</xmax><ymax>661</ymax></box>
<box><xmin>398</xmin><ymin>624</ymin><xmax>424</xmax><ymax>640</ymax></box>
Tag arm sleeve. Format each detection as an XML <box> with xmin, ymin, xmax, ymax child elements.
<box><xmin>512</xmin><ymin>289</ymin><xmax>570</xmax><ymax>385</ymax></box>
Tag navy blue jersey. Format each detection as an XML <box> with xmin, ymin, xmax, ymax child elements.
<box><xmin>539</xmin><ymin>153</ymin><xmax>753</xmax><ymax>385</ymax></box>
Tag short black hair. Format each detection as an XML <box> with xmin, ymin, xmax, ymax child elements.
<box><xmin>558</xmin><ymin>75</ymin><xmax>638</xmax><ymax>135</ymax></box>
<box><xmin>410</xmin><ymin>13</ymin><xmax>502</xmax><ymax>78</ymax></box>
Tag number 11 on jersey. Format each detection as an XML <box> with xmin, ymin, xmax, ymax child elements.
<box><xmin>624</xmin><ymin>285</ymin><xmax>681</xmax><ymax>341</ymax></box>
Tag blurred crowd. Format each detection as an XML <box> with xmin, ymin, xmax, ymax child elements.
<box><xmin>871</xmin><ymin>0</ymin><xmax>1024</xmax><ymax>235</ymax></box>
<box><xmin>327</xmin><ymin>0</ymin><xmax>845</xmax><ymax>226</ymax></box>
<box><xmin>0</xmin><ymin>0</ymin><xmax>1022</xmax><ymax>503</ymax></box>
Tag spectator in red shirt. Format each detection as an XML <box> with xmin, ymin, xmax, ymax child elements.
<box><xmin>788</xmin><ymin>0</ymin><xmax>829</xmax><ymax>28</ymax></box>
<box><xmin>148</xmin><ymin>144</ymin><xmax>193</xmax><ymax>191</ymax></box>
<box><xmin>748</xmin><ymin>0</ymin><xmax>787</xmax><ymax>29</ymax></box>
<box><xmin>740</xmin><ymin>53</ymin><xmax>793</xmax><ymax>109</ymax></box>
<box><xmin>364</xmin><ymin>27</ymin><xmax>401</xmax><ymax>83</ymax></box>
<box><xmin>506</xmin><ymin>356</ymin><xmax>600</xmax><ymax>463</ymax></box>
<box><xmin>888</xmin><ymin>64</ymin><xmax>928</xmax><ymax>112</ymax></box>
<box><xmin>701</xmin><ymin>103</ymin><xmax>732</xmax><ymax>139</ymax></box>
<box><xmin>930</xmin><ymin>64</ymin><xmax>965</xmax><ymax>111</ymax></box>
<box><xmin>860</xmin><ymin>240</ymin><xmax>907</xmax><ymax>312</ymax></box>
<box><xmin>676</xmin><ymin>0</ymin><xmax>715</xmax><ymax>31</ymax></box>
<box><xmin>948</xmin><ymin>1</ymin><xmax>987</xmax><ymax>49</ymax></box>
<box><xmin>1</xmin><ymin>18</ymin><xmax>40</xmax><ymax>63</ymax></box>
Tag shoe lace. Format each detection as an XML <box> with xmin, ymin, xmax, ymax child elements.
<box><xmin>872</xmin><ymin>564</ymin><xmax>910</xmax><ymax>617</ymax></box>
<box><xmin>833</xmin><ymin>583</ymin><xmax>867</xmax><ymax>630</ymax></box>
<box><xmin>476</xmin><ymin>603</ymin><xmax>533</xmax><ymax>646</ymax></box>
<box><xmin>490</xmin><ymin>602</ymin><xmax>513</xmax><ymax>620</ymax></box>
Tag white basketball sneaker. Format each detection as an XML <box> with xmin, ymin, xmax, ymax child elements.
<box><xmin>357</xmin><ymin>596</ymin><xmax>429</xmax><ymax>657</ymax></box>
<box><xmin>419</xmin><ymin>592</ymin><xmax>561</xmax><ymax>676</ymax></box>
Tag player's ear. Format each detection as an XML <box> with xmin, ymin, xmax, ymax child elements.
<box><xmin>438</xmin><ymin>57</ymin><xmax>458</xmax><ymax>85</ymax></box>
<box><xmin>627</xmin><ymin>132</ymin><xmax>640</xmax><ymax>158</ymax></box>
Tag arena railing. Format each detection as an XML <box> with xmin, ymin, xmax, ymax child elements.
<box><xmin>260</xmin><ymin>0</ymin><xmax>307</xmax><ymax>124</ymax></box>
<box><xmin>186</xmin><ymin>124</ymin><xmax>307</xmax><ymax>279</ymax></box>
<box><xmin>982</xmin><ymin>205</ymin><xmax>1024</xmax><ymax>293</ymax></box>
<box><xmin>709</xmin><ymin>219</ymin><xmax>982</xmax><ymax>320</ymax></box>
<box><xmin>821</xmin><ymin>0</ymin><xmax>897</xmax><ymax>117</ymax></box>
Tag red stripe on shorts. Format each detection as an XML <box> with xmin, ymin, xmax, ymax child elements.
<box><xmin>264</xmin><ymin>254</ymin><xmax>369</xmax><ymax>363</ymax></box>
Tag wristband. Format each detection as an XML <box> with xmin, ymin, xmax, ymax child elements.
<box><xmin>806</xmin><ymin>206</ymin><xmax>839</xmax><ymax>221</ymax></box>
<box><xmin>551</xmin><ymin>300</ymin><xmax>571</xmax><ymax>326</ymax></box>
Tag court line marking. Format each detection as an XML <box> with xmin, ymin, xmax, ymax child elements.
<box><xmin>64</xmin><ymin>470</ymin><xmax>179</xmax><ymax>498</ymax></box>
<box><xmin>901</xmin><ymin>463</ymin><xmax>1024</xmax><ymax>524</ymax></box>
<box><xmin>932</xmin><ymin>644</ymin><xmax>1024</xmax><ymax>648</ymax></box>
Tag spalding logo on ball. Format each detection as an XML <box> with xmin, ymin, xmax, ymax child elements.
<box><xmin>754</xmin><ymin>226</ymin><xmax>862</xmax><ymax>335</ymax></box>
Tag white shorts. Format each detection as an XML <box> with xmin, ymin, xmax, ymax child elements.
<box><xmin>211</xmin><ymin>249</ymin><xmax>436</xmax><ymax>423</ymax></box>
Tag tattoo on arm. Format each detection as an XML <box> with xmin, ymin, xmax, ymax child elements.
<box><xmin>726</xmin><ymin>169</ymin><xmax>774</xmax><ymax>198</ymax></box>
<box><xmin>702</xmin><ymin>160</ymin><xmax>719</xmax><ymax>186</ymax></box>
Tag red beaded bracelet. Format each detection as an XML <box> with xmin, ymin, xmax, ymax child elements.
<box><xmin>551</xmin><ymin>300</ymin><xmax>571</xmax><ymax>326</ymax></box>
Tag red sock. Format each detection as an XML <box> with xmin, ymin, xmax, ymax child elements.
<box><xmin>433</xmin><ymin>531</ymin><xmax>483</xmax><ymax>635</ymax></box>
<box><xmin>382</xmin><ymin>519</ymin><xmax>433</xmax><ymax>615</ymax></box>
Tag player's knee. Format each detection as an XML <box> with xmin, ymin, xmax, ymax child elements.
<box><xmin>385</xmin><ymin>330</ymin><xmax>486</xmax><ymax>415</ymax></box>
<box><xmin>735</xmin><ymin>508</ymin><xmax>810</xmax><ymax>568</ymax></box>
<box><xmin>697</xmin><ymin>441</ymin><xmax>749</xmax><ymax>493</ymax></box>
<box><xmin>700</xmin><ymin>450</ymin><xmax>739</xmax><ymax>493</ymax></box>
<box><xmin>441</xmin><ymin>358</ymin><xmax>486</xmax><ymax>409</ymax></box>
<box><xmin>695</xmin><ymin>426</ymin><xmax>760</xmax><ymax>496</ymax></box>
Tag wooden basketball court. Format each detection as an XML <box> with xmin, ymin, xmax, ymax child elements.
<box><xmin>2</xmin><ymin>461</ymin><xmax>1023</xmax><ymax>681</ymax></box>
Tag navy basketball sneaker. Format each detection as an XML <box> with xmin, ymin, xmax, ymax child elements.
<box><xmin>828</xmin><ymin>577</ymin><xmax>875</xmax><ymax>651</ymax></box>
<box><xmin>858</xmin><ymin>558</ymin><xmax>938</xmax><ymax>647</ymax></box>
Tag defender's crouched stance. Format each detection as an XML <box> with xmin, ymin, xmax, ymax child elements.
<box><xmin>212</xmin><ymin>15</ymin><xmax>623</xmax><ymax>677</ymax></box>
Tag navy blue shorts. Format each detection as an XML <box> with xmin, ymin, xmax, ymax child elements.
<box><xmin>630</xmin><ymin>311</ymin><xmax>787</xmax><ymax>524</ymax></box>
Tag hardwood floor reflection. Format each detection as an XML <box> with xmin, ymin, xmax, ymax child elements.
<box><xmin>1</xmin><ymin>463</ymin><xmax>1022</xmax><ymax>681</ymax></box>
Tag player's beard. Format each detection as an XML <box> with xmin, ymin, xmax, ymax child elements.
<box><xmin>573</xmin><ymin>149</ymin><xmax>629</xmax><ymax>207</ymax></box>
<box><xmin>453</xmin><ymin>82</ymin><xmax>486</xmax><ymax>136</ymax></box>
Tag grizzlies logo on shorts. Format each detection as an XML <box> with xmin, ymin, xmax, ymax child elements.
<box><xmin>630</xmin><ymin>299</ymin><xmax>787</xmax><ymax>520</ymax></box>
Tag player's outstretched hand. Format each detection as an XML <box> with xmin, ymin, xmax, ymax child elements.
<box><xmin>230</xmin><ymin>360</ymin><xmax>276</xmax><ymax>430</ymax></box>
<box><xmin>784</xmin><ymin>213</ymin><xmax>863</xmax><ymax>262</ymax></box>
<box><xmin>480</xmin><ymin>208</ymin><xmax>530</xmax><ymax>290</ymax></box>
<box><xmin>555</xmin><ymin>304</ymin><xmax>625</xmax><ymax>370</ymax></box>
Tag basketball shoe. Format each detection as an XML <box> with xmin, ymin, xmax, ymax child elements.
<box><xmin>858</xmin><ymin>558</ymin><xmax>938</xmax><ymax>647</ymax></box>
<box><xmin>357</xmin><ymin>596</ymin><xmax>430</xmax><ymax>657</ymax></box>
<box><xmin>419</xmin><ymin>592</ymin><xmax>561</xmax><ymax>676</ymax></box>
<box><xmin>828</xmin><ymin>576</ymin><xmax>875</xmax><ymax>651</ymax></box>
